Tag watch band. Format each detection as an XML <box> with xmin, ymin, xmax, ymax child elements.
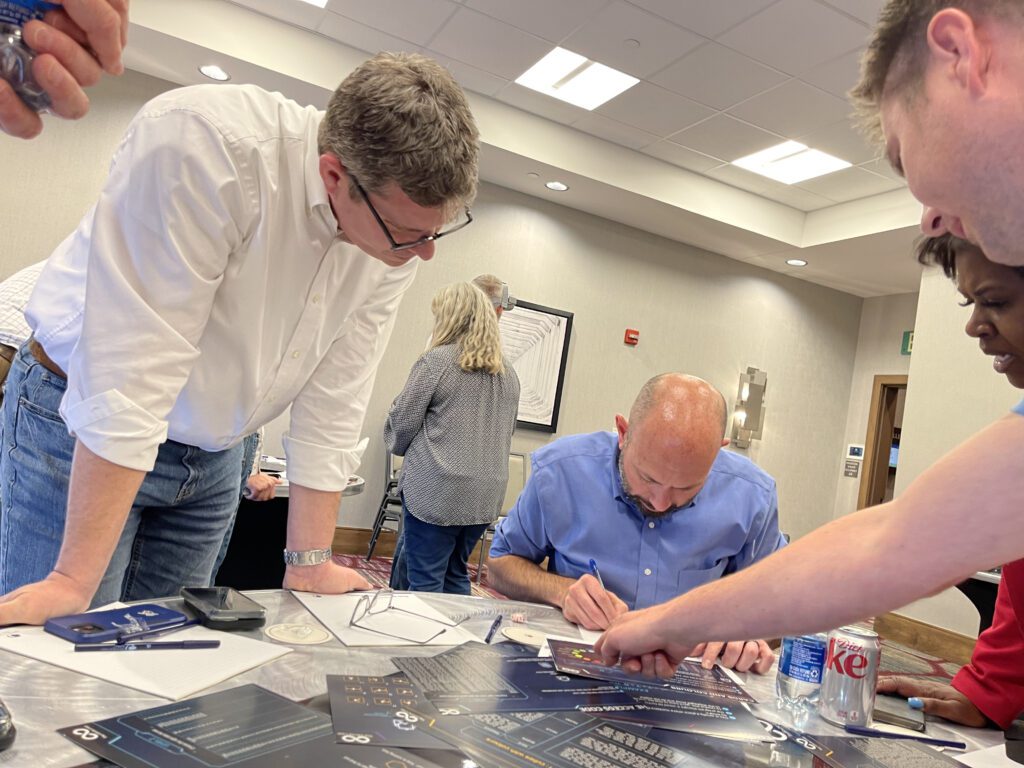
<box><xmin>282</xmin><ymin>547</ymin><xmax>333</xmax><ymax>567</ymax></box>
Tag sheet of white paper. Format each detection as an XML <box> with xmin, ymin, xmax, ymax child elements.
<box><xmin>0</xmin><ymin>609</ymin><xmax>289</xmax><ymax>701</ymax></box>
<box><xmin>293</xmin><ymin>591</ymin><xmax>477</xmax><ymax>647</ymax></box>
<box><xmin>957</xmin><ymin>745</ymin><xmax>1017</xmax><ymax>768</ymax></box>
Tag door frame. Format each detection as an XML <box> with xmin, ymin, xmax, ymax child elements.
<box><xmin>857</xmin><ymin>374</ymin><xmax>908</xmax><ymax>510</ymax></box>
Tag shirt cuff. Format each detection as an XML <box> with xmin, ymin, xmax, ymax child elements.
<box><xmin>61</xmin><ymin>388</ymin><xmax>168</xmax><ymax>471</ymax></box>
<box><xmin>283</xmin><ymin>433</ymin><xmax>368</xmax><ymax>492</ymax></box>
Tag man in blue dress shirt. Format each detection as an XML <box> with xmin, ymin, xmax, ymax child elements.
<box><xmin>489</xmin><ymin>373</ymin><xmax>785</xmax><ymax>674</ymax></box>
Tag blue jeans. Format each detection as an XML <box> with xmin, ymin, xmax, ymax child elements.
<box><xmin>0</xmin><ymin>344</ymin><xmax>244</xmax><ymax>606</ymax></box>
<box><xmin>212</xmin><ymin>432</ymin><xmax>261</xmax><ymax>579</ymax></box>
<box><xmin>391</xmin><ymin>498</ymin><xmax>488</xmax><ymax>595</ymax></box>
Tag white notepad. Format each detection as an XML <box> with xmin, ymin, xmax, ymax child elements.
<box><xmin>294</xmin><ymin>591</ymin><xmax>478</xmax><ymax>647</ymax></box>
<box><xmin>0</xmin><ymin>614</ymin><xmax>290</xmax><ymax>701</ymax></box>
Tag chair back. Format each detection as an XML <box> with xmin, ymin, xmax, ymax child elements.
<box><xmin>384</xmin><ymin>452</ymin><xmax>404</xmax><ymax>486</ymax></box>
<box><xmin>500</xmin><ymin>452</ymin><xmax>527</xmax><ymax>517</ymax></box>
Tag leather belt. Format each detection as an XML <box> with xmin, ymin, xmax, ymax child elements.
<box><xmin>28</xmin><ymin>337</ymin><xmax>66</xmax><ymax>379</ymax></box>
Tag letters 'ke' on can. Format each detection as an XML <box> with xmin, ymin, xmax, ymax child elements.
<box><xmin>818</xmin><ymin>625</ymin><xmax>881</xmax><ymax>726</ymax></box>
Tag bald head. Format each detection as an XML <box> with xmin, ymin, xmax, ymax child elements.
<box><xmin>629</xmin><ymin>374</ymin><xmax>728</xmax><ymax>443</ymax></box>
<box><xmin>616</xmin><ymin>374</ymin><xmax>729</xmax><ymax>517</ymax></box>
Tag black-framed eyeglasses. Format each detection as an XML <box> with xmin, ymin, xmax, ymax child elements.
<box><xmin>351</xmin><ymin>176</ymin><xmax>473</xmax><ymax>252</ymax></box>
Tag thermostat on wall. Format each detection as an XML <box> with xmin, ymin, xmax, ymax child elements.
<box><xmin>846</xmin><ymin>444</ymin><xmax>865</xmax><ymax>460</ymax></box>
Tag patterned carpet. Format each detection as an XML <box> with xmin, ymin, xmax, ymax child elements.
<box><xmin>332</xmin><ymin>554</ymin><xmax>506</xmax><ymax>599</ymax></box>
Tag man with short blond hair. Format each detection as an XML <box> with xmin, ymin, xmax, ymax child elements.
<box><xmin>0</xmin><ymin>52</ymin><xmax>479</xmax><ymax>627</ymax></box>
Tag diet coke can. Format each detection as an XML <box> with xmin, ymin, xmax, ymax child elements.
<box><xmin>818</xmin><ymin>625</ymin><xmax>881</xmax><ymax>726</ymax></box>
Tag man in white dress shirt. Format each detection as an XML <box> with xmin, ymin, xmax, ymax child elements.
<box><xmin>0</xmin><ymin>52</ymin><xmax>479</xmax><ymax>625</ymax></box>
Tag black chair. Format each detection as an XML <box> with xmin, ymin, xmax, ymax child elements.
<box><xmin>366</xmin><ymin>453</ymin><xmax>403</xmax><ymax>560</ymax></box>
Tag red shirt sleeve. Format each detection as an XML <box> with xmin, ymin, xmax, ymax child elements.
<box><xmin>952</xmin><ymin>560</ymin><xmax>1024</xmax><ymax>730</ymax></box>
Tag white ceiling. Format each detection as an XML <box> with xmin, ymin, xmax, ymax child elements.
<box><xmin>122</xmin><ymin>0</ymin><xmax>925</xmax><ymax>298</ymax></box>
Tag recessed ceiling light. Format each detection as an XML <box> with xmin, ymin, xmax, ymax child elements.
<box><xmin>786</xmin><ymin>258</ymin><xmax>808</xmax><ymax>267</ymax></box>
<box><xmin>516</xmin><ymin>47</ymin><xmax>638</xmax><ymax>110</ymax></box>
<box><xmin>526</xmin><ymin>172</ymin><xmax>540</xmax><ymax>179</ymax></box>
<box><xmin>296</xmin><ymin>0</ymin><xmax>328</xmax><ymax>6</ymax></box>
<box><xmin>732</xmin><ymin>141</ymin><xmax>851</xmax><ymax>184</ymax></box>
<box><xmin>546</xmin><ymin>181</ymin><xmax>569</xmax><ymax>192</ymax></box>
<box><xmin>199</xmin><ymin>64</ymin><xmax>231</xmax><ymax>82</ymax></box>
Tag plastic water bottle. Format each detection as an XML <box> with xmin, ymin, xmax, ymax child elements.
<box><xmin>776</xmin><ymin>633</ymin><xmax>827</xmax><ymax>727</ymax></box>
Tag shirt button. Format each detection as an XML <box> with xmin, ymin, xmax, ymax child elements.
<box><xmin>312</xmin><ymin>295</ymin><xmax>321</xmax><ymax>304</ymax></box>
<box><xmin>644</xmin><ymin>568</ymin><xmax>652</xmax><ymax>576</ymax></box>
<box><xmin>648</xmin><ymin>521</ymin><xmax>655</xmax><ymax>529</ymax></box>
<box><xmin>292</xmin><ymin>350</ymin><xmax>301</xmax><ymax>359</ymax></box>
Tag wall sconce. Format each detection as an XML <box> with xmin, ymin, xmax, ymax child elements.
<box><xmin>732</xmin><ymin>366</ymin><xmax>767</xmax><ymax>448</ymax></box>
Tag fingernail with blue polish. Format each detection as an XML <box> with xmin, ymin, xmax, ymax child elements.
<box><xmin>908</xmin><ymin>697</ymin><xmax>924</xmax><ymax>710</ymax></box>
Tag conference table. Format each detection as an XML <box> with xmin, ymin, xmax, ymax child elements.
<box><xmin>0</xmin><ymin>590</ymin><xmax>1007</xmax><ymax>767</ymax></box>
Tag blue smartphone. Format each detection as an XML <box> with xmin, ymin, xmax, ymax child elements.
<box><xmin>44</xmin><ymin>604</ymin><xmax>189</xmax><ymax>645</ymax></box>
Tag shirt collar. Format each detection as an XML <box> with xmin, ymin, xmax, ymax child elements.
<box><xmin>304</xmin><ymin>112</ymin><xmax>339</xmax><ymax>235</ymax></box>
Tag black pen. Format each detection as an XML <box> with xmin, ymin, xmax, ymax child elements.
<box><xmin>117</xmin><ymin>619</ymin><xmax>200</xmax><ymax>644</ymax></box>
<box><xmin>484</xmin><ymin>615</ymin><xmax>503</xmax><ymax>644</ymax></box>
<box><xmin>75</xmin><ymin>640</ymin><xmax>221</xmax><ymax>652</ymax></box>
<box><xmin>844</xmin><ymin>724</ymin><xmax>967</xmax><ymax>750</ymax></box>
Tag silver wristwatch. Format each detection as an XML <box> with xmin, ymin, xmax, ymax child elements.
<box><xmin>282</xmin><ymin>547</ymin><xmax>333</xmax><ymax>566</ymax></box>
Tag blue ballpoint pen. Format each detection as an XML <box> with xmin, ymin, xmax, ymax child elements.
<box><xmin>75</xmin><ymin>640</ymin><xmax>221</xmax><ymax>651</ymax></box>
<box><xmin>844</xmin><ymin>724</ymin><xmax>967</xmax><ymax>750</ymax></box>
<box><xmin>588</xmin><ymin>559</ymin><xmax>605</xmax><ymax>589</ymax></box>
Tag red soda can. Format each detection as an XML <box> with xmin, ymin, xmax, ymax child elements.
<box><xmin>818</xmin><ymin>625</ymin><xmax>881</xmax><ymax>726</ymax></box>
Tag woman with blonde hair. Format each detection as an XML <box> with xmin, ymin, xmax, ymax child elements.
<box><xmin>385</xmin><ymin>281</ymin><xmax>519</xmax><ymax>593</ymax></box>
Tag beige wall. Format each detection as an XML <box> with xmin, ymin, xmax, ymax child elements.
<box><xmin>832</xmin><ymin>292</ymin><xmax>918</xmax><ymax>520</ymax></box>
<box><xmin>890</xmin><ymin>268</ymin><xmax>1021</xmax><ymax>637</ymax></box>
<box><xmin>0</xmin><ymin>70</ymin><xmax>174</xmax><ymax>277</ymax></box>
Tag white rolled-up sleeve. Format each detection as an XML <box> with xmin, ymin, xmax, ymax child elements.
<box><xmin>60</xmin><ymin>107</ymin><xmax>251</xmax><ymax>471</ymax></box>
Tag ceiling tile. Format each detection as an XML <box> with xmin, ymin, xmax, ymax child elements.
<box><xmin>651</xmin><ymin>42</ymin><xmax>787</xmax><ymax>111</ymax></box>
<box><xmin>595</xmin><ymin>82</ymin><xmax>712</xmax><ymax>137</ymax></box>
<box><xmin>858</xmin><ymin>156</ymin><xmax>902</xmax><ymax>181</ymax></box>
<box><xmin>762</xmin><ymin>185</ymin><xmax>835</xmax><ymax>211</ymax></box>
<box><xmin>718</xmin><ymin>0</ymin><xmax>870</xmax><ymax>74</ymax></box>
<box><xmin>728</xmin><ymin>79</ymin><xmax>851</xmax><ymax>138</ymax></box>
<box><xmin>705</xmin><ymin>163</ymin><xmax>779</xmax><ymax>195</ymax></box>
<box><xmin>324</xmin><ymin>0</ymin><xmax>458</xmax><ymax>46</ymax></box>
<box><xmin>428</xmin><ymin>7</ymin><xmax>554</xmax><ymax>79</ymax></box>
<box><xmin>495</xmin><ymin>83</ymin><xmax>589</xmax><ymax>126</ymax></box>
<box><xmin>571</xmin><ymin>113</ymin><xmax>659</xmax><ymax>150</ymax></box>
<box><xmin>627</xmin><ymin>0</ymin><xmax>780</xmax><ymax>38</ymax></box>
<box><xmin>229</xmin><ymin>0</ymin><xmax>327</xmax><ymax>29</ymax></box>
<box><xmin>317</xmin><ymin>13</ymin><xmax>421</xmax><ymax>56</ymax></box>
<box><xmin>670</xmin><ymin>114</ymin><xmax>783</xmax><ymax>161</ymax></box>
<box><xmin>464</xmin><ymin>0</ymin><xmax>610</xmax><ymax>42</ymax></box>
<box><xmin>641</xmin><ymin>141</ymin><xmax>724</xmax><ymax>173</ymax></box>
<box><xmin>798</xmin><ymin>118</ymin><xmax>880</xmax><ymax>165</ymax></box>
<box><xmin>800</xmin><ymin>49</ymin><xmax>862</xmax><ymax>99</ymax></box>
<box><xmin>562</xmin><ymin>1</ymin><xmax>703</xmax><ymax>78</ymax></box>
<box><xmin>435</xmin><ymin>58</ymin><xmax>509</xmax><ymax>96</ymax></box>
<box><xmin>796</xmin><ymin>166</ymin><xmax>903</xmax><ymax>202</ymax></box>
<box><xmin>817</xmin><ymin>0</ymin><xmax>886</xmax><ymax>25</ymax></box>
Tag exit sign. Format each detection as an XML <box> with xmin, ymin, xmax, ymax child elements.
<box><xmin>901</xmin><ymin>330</ymin><xmax>913</xmax><ymax>356</ymax></box>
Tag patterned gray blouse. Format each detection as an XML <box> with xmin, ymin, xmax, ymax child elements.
<box><xmin>384</xmin><ymin>343</ymin><xmax>520</xmax><ymax>527</ymax></box>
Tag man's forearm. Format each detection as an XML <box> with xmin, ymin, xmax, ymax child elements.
<box><xmin>55</xmin><ymin>442</ymin><xmax>146</xmax><ymax>595</ymax></box>
<box><xmin>284</xmin><ymin>484</ymin><xmax>343</xmax><ymax>587</ymax></box>
<box><xmin>488</xmin><ymin>555</ymin><xmax>575</xmax><ymax>608</ymax></box>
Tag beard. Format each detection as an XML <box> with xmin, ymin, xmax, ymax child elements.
<box><xmin>617</xmin><ymin>451</ymin><xmax>677</xmax><ymax>519</ymax></box>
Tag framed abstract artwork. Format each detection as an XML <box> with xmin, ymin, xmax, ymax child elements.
<box><xmin>500</xmin><ymin>300</ymin><xmax>573</xmax><ymax>432</ymax></box>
